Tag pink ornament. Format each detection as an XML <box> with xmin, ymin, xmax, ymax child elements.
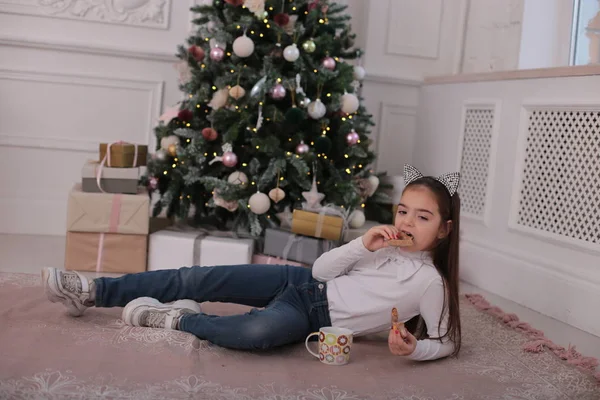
<box><xmin>222</xmin><ymin>151</ymin><xmax>238</xmax><ymax>167</ymax></box>
<box><xmin>270</xmin><ymin>84</ymin><xmax>286</xmax><ymax>100</ymax></box>
<box><xmin>322</xmin><ymin>56</ymin><xmax>336</xmax><ymax>70</ymax></box>
<box><xmin>346</xmin><ymin>130</ymin><xmax>360</xmax><ymax>145</ymax></box>
<box><xmin>296</xmin><ymin>142</ymin><xmax>309</xmax><ymax>155</ymax></box>
<box><xmin>149</xmin><ymin>177</ymin><xmax>158</xmax><ymax>190</ymax></box>
<box><xmin>210</xmin><ymin>47</ymin><xmax>225</xmax><ymax>61</ymax></box>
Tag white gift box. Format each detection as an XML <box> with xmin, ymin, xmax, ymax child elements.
<box><xmin>148</xmin><ymin>230</ymin><xmax>200</xmax><ymax>271</ymax></box>
<box><xmin>147</xmin><ymin>229</ymin><xmax>254</xmax><ymax>271</ymax></box>
<box><xmin>195</xmin><ymin>236</ymin><xmax>254</xmax><ymax>267</ymax></box>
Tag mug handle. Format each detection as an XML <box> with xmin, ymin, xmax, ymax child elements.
<box><xmin>304</xmin><ymin>332</ymin><xmax>320</xmax><ymax>358</ymax></box>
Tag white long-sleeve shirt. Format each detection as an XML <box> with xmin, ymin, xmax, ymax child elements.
<box><xmin>312</xmin><ymin>237</ymin><xmax>454</xmax><ymax>361</ymax></box>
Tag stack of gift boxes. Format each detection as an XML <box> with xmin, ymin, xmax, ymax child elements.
<box><xmin>147</xmin><ymin>208</ymin><xmax>344</xmax><ymax>270</ymax></box>
<box><xmin>65</xmin><ymin>142</ymin><xmax>150</xmax><ymax>274</ymax></box>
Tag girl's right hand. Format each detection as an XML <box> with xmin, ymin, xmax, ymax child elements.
<box><xmin>361</xmin><ymin>225</ymin><xmax>400</xmax><ymax>252</ymax></box>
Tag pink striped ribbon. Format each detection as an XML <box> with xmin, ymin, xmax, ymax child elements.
<box><xmin>95</xmin><ymin>194</ymin><xmax>122</xmax><ymax>273</ymax></box>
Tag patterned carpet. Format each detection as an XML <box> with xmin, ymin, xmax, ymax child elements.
<box><xmin>0</xmin><ymin>272</ymin><xmax>598</xmax><ymax>400</ymax></box>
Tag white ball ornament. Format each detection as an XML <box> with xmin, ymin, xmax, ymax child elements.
<box><xmin>341</xmin><ymin>93</ymin><xmax>359</xmax><ymax>114</ymax></box>
<box><xmin>353</xmin><ymin>65</ymin><xmax>366</xmax><ymax>80</ymax></box>
<box><xmin>307</xmin><ymin>98</ymin><xmax>326</xmax><ymax>119</ymax></box>
<box><xmin>233</xmin><ymin>34</ymin><xmax>254</xmax><ymax>58</ymax></box>
<box><xmin>349</xmin><ymin>209</ymin><xmax>366</xmax><ymax>228</ymax></box>
<box><xmin>227</xmin><ymin>171</ymin><xmax>249</xmax><ymax>187</ymax></box>
<box><xmin>160</xmin><ymin>135</ymin><xmax>180</xmax><ymax>150</ymax></box>
<box><xmin>283</xmin><ymin>44</ymin><xmax>300</xmax><ymax>62</ymax></box>
<box><xmin>367</xmin><ymin>175</ymin><xmax>380</xmax><ymax>196</ymax></box>
<box><xmin>249</xmin><ymin>192</ymin><xmax>271</xmax><ymax>214</ymax></box>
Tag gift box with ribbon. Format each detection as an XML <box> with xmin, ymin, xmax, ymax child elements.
<box><xmin>147</xmin><ymin>227</ymin><xmax>255</xmax><ymax>271</ymax></box>
<box><xmin>263</xmin><ymin>228</ymin><xmax>337</xmax><ymax>265</ymax></box>
<box><xmin>66</xmin><ymin>184</ymin><xmax>149</xmax><ymax>235</ymax></box>
<box><xmin>291</xmin><ymin>209</ymin><xmax>344</xmax><ymax>241</ymax></box>
<box><xmin>65</xmin><ymin>231</ymin><xmax>147</xmax><ymax>274</ymax></box>
<box><xmin>99</xmin><ymin>141</ymin><xmax>147</xmax><ymax>167</ymax></box>
<box><xmin>81</xmin><ymin>160</ymin><xmax>140</xmax><ymax>194</ymax></box>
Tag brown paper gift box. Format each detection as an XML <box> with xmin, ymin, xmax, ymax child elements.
<box><xmin>65</xmin><ymin>232</ymin><xmax>147</xmax><ymax>274</ymax></box>
<box><xmin>290</xmin><ymin>209</ymin><xmax>344</xmax><ymax>241</ymax></box>
<box><xmin>99</xmin><ymin>142</ymin><xmax>148</xmax><ymax>167</ymax></box>
<box><xmin>66</xmin><ymin>184</ymin><xmax>149</xmax><ymax>235</ymax></box>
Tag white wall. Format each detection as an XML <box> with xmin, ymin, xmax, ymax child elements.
<box><xmin>416</xmin><ymin>72</ymin><xmax>600</xmax><ymax>337</ymax></box>
<box><xmin>0</xmin><ymin>1</ymin><xmax>194</xmax><ymax>235</ymax></box>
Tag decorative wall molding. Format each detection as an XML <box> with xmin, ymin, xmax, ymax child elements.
<box><xmin>0</xmin><ymin>36</ymin><xmax>177</xmax><ymax>62</ymax></box>
<box><xmin>363</xmin><ymin>72</ymin><xmax>422</xmax><ymax>86</ymax></box>
<box><xmin>508</xmin><ymin>100</ymin><xmax>600</xmax><ymax>255</ymax></box>
<box><xmin>0</xmin><ymin>0</ymin><xmax>172</xmax><ymax>29</ymax></box>
<box><xmin>384</xmin><ymin>0</ymin><xmax>443</xmax><ymax>59</ymax></box>
<box><xmin>455</xmin><ymin>99</ymin><xmax>501</xmax><ymax>226</ymax></box>
<box><xmin>0</xmin><ymin>68</ymin><xmax>164</xmax><ymax>151</ymax></box>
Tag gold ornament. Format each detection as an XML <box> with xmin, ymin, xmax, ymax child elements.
<box><xmin>167</xmin><ymin>144</ymin><xmax>177</xmax><ymax>157</ymax></box>
<box><xmin>229</xmin><ymin>85</ymin><xmax>246</xmax><ymax>100</ymax></box>
<box><xmin>269</xmin><ymin>188</ymin><xmax>286</xmax><ymax>203</ymax></box>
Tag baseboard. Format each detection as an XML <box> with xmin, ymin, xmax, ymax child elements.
<box><xmin>460</xmin><ymin>238</ymin><xmax>600</xmax><ymax>338</ymax></box>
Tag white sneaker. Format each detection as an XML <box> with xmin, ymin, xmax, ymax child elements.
<box><xmin>122</xmin><ymin>297</ymin><xmax>202</xmax><ymax>329</ymax></box>
<box><xmin>41</xmin><ymin>267</ymin><xmax>92</xmax><ymax>317</ymax></box>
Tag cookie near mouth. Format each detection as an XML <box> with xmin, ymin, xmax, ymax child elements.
<box><xmin>388</xmin><ymin>231</ymin><xmax>414</xmax><ymax>247</ymax></box>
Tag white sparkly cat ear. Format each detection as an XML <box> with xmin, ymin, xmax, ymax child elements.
<box><xmin>403</xmin><ymin>164</ymin><xmax>460</xmax><ymax>196</ymax></box>
<box><xmin>403</xmin><ymin>164</ymin><xmax>423</xmax><ymax>185</ymax></box>
<box><xmin>436</xmin><ymin>172</ymin><xmax>460</xmax><ymax>196</ymax></box>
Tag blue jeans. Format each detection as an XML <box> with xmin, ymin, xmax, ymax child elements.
<box><xmin>94</xmin><ymin>265</ymin><xmax>332</xmax><ymax>350</ymax></box>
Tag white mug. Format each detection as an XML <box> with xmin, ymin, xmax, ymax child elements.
<box><xmin>305</xmin><ymin>326</ymin><xmax>354</xmax><ymax>365</ymax></box>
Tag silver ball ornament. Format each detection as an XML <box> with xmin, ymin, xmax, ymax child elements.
<box><xmin>154</xmin><ymin>149</ymin><xmax>167</xmax><ymax>161</ymax></box>
<box><xmin>299</xmin><ymin>97</ymin><xmax>311</xmax><ymax>108</ymax></box>
<box><xmin>349</xmin><ymin>210</ymin><xmax>366</xmax><ymax>228</ymax></box>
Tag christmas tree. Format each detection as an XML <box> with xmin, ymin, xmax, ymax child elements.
<box><xmin>143</xmin><ymin>0</ymin><xmax>389</xmax><ymax>236</ymax></box>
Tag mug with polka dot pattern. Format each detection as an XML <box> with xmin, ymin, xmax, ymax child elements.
<box><xmin>305</xmin><ymin>327</ymin><xmax>353</xmax><ymax>365</ymax></box>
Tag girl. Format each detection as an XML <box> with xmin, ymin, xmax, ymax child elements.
<box><xmin>42</xmin><ymin>164</ymin><xmax>461</xmax><ymax>360</ymax></box>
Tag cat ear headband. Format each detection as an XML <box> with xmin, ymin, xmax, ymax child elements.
<box><xmin>403</xmin><ymin>164</ymin><xmax>460</xmax><ymax>196</ymax></box>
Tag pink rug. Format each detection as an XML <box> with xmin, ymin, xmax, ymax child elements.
<box><xmin>0</xmin><ymin>272</ymin><xmax>598</xmax><ymax>399</ymax></box>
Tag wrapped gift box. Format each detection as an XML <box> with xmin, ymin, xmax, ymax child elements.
<box><xmin>291</xmin><ymin>209</ymin><xmax>344</xmax><ymax>241</ymax></box>
<box><xmin>196</xmin><ymin>236</ymin><xmax>253</xmax><ymax>267</ymax></box>
<box><xmin>342</xmin><ymin>220</ymin><xmax>380</xmax><ymax>243</ymax></box>
<box><xmin>66</xmin><ymin>184</ymin><xmax>149</xmax><ymax>235</ymax></box>
<box><xmin>65</xmin><ymin>232</ymin><xmax>147</xmax><ymax>274</ymax></box>
<box><xmin>252</xmin><ymin>254</ymin><xmax>309</xmax><ymax>268</ymax></box>
<box><xmin>264</xmin><ymin>228</ymin><xmax>336</xmax><ymax>265</ymax></box>
<box><xmin>99</xmin><ymin>142</ymin><xmax>147</xmax><ymax>167</ymax></box>
<box><xmin>81</xmin><ymin>160</ymin><xmax>140</xmax><ymax>194</ymax></box>
<box><xmin>147</xmin><ymin>228</ymin><xmax>254</xmax><ymax>271</ymax></box>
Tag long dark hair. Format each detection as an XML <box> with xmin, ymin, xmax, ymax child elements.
<box><xmin>404</xmin><ymin>177</ymin><xmax>462</xmax><ymax>357</ymax></box>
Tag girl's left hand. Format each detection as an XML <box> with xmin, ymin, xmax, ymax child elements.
<box><xmin>388</xmin><ymin>323</ymin><xmax>417</xmax><ymax>356</ymax></box>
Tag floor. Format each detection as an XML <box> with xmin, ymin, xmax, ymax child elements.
<box><xmin>2</xmin><ymin>233</ymin><xmax>600</xmax><ymax>363</ymax></box>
